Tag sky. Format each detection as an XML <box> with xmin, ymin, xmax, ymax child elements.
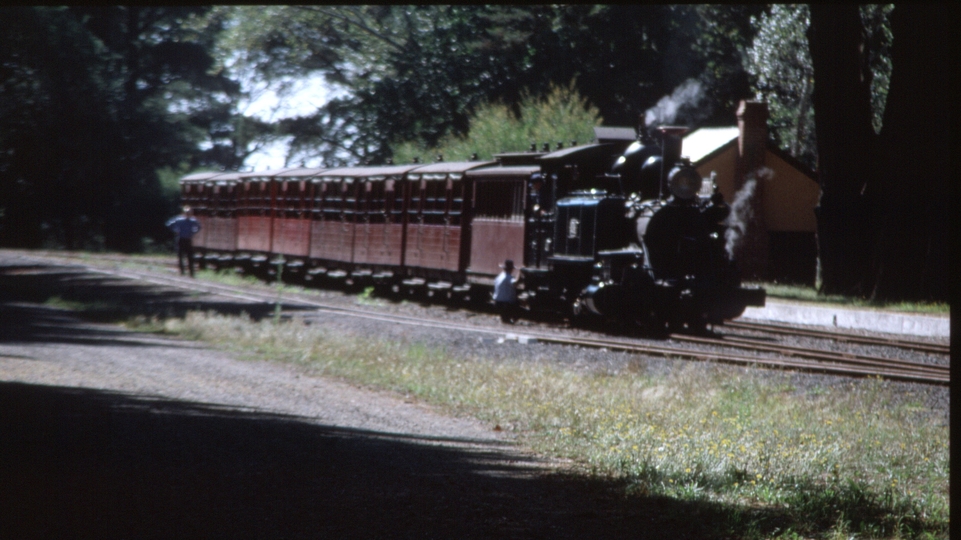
<box><xmin>242</xmin><ymin>73</ymin><xmax>331</xmax><ymax>171</ymax></box>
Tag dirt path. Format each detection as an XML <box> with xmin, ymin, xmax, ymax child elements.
<box><xmin>1</xmin><ymin>253</ymin><xmax>698</xmax><ymax>539</ymax></box>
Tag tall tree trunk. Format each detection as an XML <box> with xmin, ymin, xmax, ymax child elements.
<box><xmin>807</xmin><ymin>4</ymin><xmax>877</xmax><ymax>296</ymax></box>
<box><xmin>869</xmin><ymin>5</ymin><xmax>951</xmax><ymax>301</ymax></box>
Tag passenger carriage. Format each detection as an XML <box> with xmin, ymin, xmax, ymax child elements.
<box><xmin>180</xmin><ymin>171</ymin><xmax>241</xmax><ymax>266</ymax></box>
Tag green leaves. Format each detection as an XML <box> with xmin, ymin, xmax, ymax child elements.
<box><xmin>0</xmin><ymin>7</ymin><xmax>240</xmax><ymax>250</ymax></box>
<box><xmin>389</xmin><ymin>82</ymin><xmax>601</xmax><ymax>163</ymax></box>
<box><xmin>745</xmin><ymin>5</ymin><xmax>817</xmax><ymax>169</ymax></box>
<box><xmin>220</xmin><ymin>5</ymin><xmax>760</xmax><ymax>166</ymax></box>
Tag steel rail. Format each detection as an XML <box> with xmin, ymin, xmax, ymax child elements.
<box><xmin>725</xmin><ymin>320</ymin><xmax>949</xmax><ymax>355</ymax></box>
<box><xmin>670</xmin><ymin>333</ymin><xmax>949</xmax><ymax>376</ymax></box>
<box><xmin>531</xmin><ymin>334</ymin><xmax>949</xmax><ymax>385</ymax></box>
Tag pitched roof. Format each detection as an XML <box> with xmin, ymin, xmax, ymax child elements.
<box><xmin>682</xmin><ymin>126</ymin><xmax>816</xmax><ymax>182</ymax></box>
<box><xmin>681</xmin><ymin>127</ymin><xmax>739</xmax><ymax>163</ymax></box>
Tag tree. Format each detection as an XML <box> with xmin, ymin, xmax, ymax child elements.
<box><xmin>390</xmin><ymin>82</ymin><xmax>602</xmax><ymax>163</ymax></box>
<box><xmin>0</xmin><ymin>7</ymin><xmax>239</xmax><ymax>250</ymax></box>
<box><xmin>746</xmin><ymin>5</ymin><xmax>893</xmax><ymax>173</ymax></box>
<box><xmin>691</xmin><ymin>5</ymin><xmax>768</xmax><ymax>126</ymax></box>
<box><xmin>807</xmin><ymin>4</ymin><xmax>878</xmax><ymax>297</ymax></box>
<box><xmin>867</xmin><ymin>4</ymin><xmax>951</xmax><ymax>301</ymax></box>
<box><xmin>807</xmin><ymin>4</ymin><xmax>950</xmax><ymax>301</ymax></box>
<box><xmin>746</xmin><ymin>5</ymin><xmax>817</xmax><ymax>170</ymax></box>
<box><xmin>217</xmin><ymin>5</ymin><xmax>760</xmax><ymax>166</ymax></box>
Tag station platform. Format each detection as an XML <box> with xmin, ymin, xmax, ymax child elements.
<box><xmin>740</xmin><ymin>299</ymin><xmax>950</xmax><ymax>339</ymax></box>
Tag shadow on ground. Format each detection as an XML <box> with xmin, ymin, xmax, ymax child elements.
<box><xmin>0</xmin><ymin>263</ymin><xmax>312</xmax><ymax>332</ymax></box>
<box><xmin>0</xmin><ymin>380</ymin><xmax>793</xmax><ymax>540</ymax></box>
<box><xmin>1</xmin><ymin>257</ymin><xmax>802</xmax><ymax>538</ymax></box>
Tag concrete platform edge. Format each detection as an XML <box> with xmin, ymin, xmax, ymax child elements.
<box><xmin>740</xmin><ymin>301</ymin><xmax>950</xmax><ymax>339</ymax></box>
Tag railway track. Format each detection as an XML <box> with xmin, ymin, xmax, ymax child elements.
<box><xmin>21</xmin><ymin>251</ymin><xmax>946</xmax><ymax>387</ymax></box>
<box><xmin>725</xmin><ymin>320</ymin><xmax>950</xmax><ymax>356</ymax></box>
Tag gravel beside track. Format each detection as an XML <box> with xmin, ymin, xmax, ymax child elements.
<box><xmin>0</xmin><ymin>250</ymin><xmax>950</xmax><ymax>538</ymax></box>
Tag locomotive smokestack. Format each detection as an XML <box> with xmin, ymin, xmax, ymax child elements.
<box><xmin>656</xmin><ymin>126</ymin><xmax>688</xmax><ymax>198</ymax></box>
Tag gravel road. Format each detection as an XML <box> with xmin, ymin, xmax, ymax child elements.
<box><xmin>0</xmin><ymin>253</ymin><xmax>691</xmax><ymax>539</ymax></box>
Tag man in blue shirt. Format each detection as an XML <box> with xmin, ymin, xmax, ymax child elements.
<box><xmin>166</xmin><ymin>207</ymin><xmax>201</xmax><ymax>277</ymax></box>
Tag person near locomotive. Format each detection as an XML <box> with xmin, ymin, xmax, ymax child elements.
<box><xmin>166</xmin><ymin>207</ymin><xmax>201</xmax><ymax>277</ymax></box>
<box><xmin>493</xmin><ymin>259</ymin><xmax>520</xmax><ymax>324</ymax></box>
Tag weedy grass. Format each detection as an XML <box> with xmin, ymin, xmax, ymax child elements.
<box><xmin>148</xmin><ymin>311</ymin><xmax>949</xmax><ymax>539</ymax></box>
<box><xmin>756</xmin><ymin>283</ymin><xmax>949</xmax><ymax>315</ymax></box>
<box><xmin>44</xmin><ymin>295</ymin><xmax>120</xmax><ymax>313</ymax></box>
<box><xmin>195</xmin><ymin>268</ymin><xmax>271</xmax><ymax>289</ymax></box>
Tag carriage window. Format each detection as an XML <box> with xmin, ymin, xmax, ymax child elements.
<box><xmin>423</xmin><ymin>179</ymin><xmax>447</xmax><ymax>224</ymax></box>
<box><xmin>255</xmin><ymin>182</ymin><xmax>267</xmax><ymax>213</ymax></box>
<box><xmin>473</xmin><ymin>178</ymin><xmax>524</xmax><ymax>220</ymax></box>
<box><xmin>195</xmin><ymin>185</ymin><xmax>210</xmax><ymax>215</ymax></box>
<box><xmin>449</xmin><ymin>179</ymin><xmax>464</xmax><ymax>225</ymax></box>
<box><xmin>367</xmin><ymin>180</ymin><xmax>386</xmax><ymax>224</ymax></box>
<box><xmin>343</xmin><ymin>180</ymin><xmax>360</xmax><ymax>222</ymax></box>
<box><xmin>224</xmin><ymin>185</ymin><xmax>237</xmax><ymax>217</ymax></box>
<box><xmin>323</xmin><ymin>180</ymin><xmax>343</xmax><ymax>219</ymax></box>
<box><xmin>286</xmin><ymin>180</ymin><xmax>306</xmax><ymax>217</ymax></box>
<box><xmin>388</xmin><ymin>180</ymin><xmax>404</xmax><ymax>223</ymax></box>
<box><xmin>409</xmin><ymin>178</ymin><xmax>425</xmax><ymax>215</ymax></box>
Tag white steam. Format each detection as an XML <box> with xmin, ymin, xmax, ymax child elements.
<box><xmin>724</xmin><ymin>168</ymin><xmax>773</xmax><ymax>259</ymax></box>
<box><xmin>644</xmin><ymin>78</ymin><xmax>708</xmax><ymax>127</ymax></box>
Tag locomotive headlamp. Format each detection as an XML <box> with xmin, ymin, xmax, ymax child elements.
<box><xmin>667</xmin><ymin>159</ymin><xmax>701</xmax><ymax>200</ymax></box>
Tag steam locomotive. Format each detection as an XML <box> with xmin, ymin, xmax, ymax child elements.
<box><xmin>179</xmin><ymin>126</ymin><xmax>764</xmax><ymax>334</ymax></box>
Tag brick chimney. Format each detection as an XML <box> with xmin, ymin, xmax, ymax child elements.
<box><xmin>736</xmin><ymin>101</ymin><xmax>769</xmax><ymax>188</ymax></box>
<box><xmin>733</xmin><ymin>101</ymin><xmax>770</xmax><ymax>280</ymax></box>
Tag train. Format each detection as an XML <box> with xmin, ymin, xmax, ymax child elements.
<box><xmin>179</xmin><ymin>126</ymin><xmax>764</xmax><ymax>334</ymax></box>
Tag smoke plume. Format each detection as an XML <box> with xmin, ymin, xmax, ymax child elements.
<box><xmin>723</xmin><ymin>167</ymin><xmax>773</xmax><ymax>259</ymax></box>
<box><xmin>644</xmin><ymin>78</ymin><xmax>710</xmax><ymax>127</ymax></box>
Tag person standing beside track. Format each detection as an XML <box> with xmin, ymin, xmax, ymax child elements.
<box><xmin>493</xmin><ymin>259</ymin><xmax>519</xmax><ymax>324</ymax></box>
<box><xmin>166</xmin><ymin>206</ymin><xmax>201</xmax><ymax>277</ymax></box>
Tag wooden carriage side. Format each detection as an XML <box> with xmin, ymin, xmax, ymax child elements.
<box><xmin>272</xmin><ymin>168</ymin><xmax>324</xmax><ymax>259</ymax></box>
<box><xmin>178</xmin><ymin>171</ymin><xmax>241</xmax><ymax>253</ymax></box>
<box><xmin>463</xmin><ymin>164</ymin><xmax>538</xmax><ymax>280</ymax></box>
<box><xmin>236</xmin><ymin>168</ymin><xmax>293</xmax><ymax>254</ymax></box>
<box><xmin>309</xmin><ymin>168</ymin><xmax>353</xmax><ymax>265</ymax></box>
<box><xmin>403</xmin><ymin>161</ymin><xmax>495</xmax><ymax>276</ymax></box>
<box><xmin>204</xmin><ymin>173</ymin><xmax>241</xmax><ymax>253</ymax></box>
<box><xmin>310</xmin><ymin>165</ymin><xmax>421</xmax><ymax>270</ymax></box>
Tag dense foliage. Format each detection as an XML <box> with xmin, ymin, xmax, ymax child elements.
<box><xmin>0</xmin><ymin>7</ymin><xmax>242</xmax><ymax>250</ymax></box>
<box><xmin>390</xmin><ymin>83</ymin><xmax>601</xmax><ymax>164</ymax></box>
<box><xmin>218</xmin><ymin>5</ymin><xmax>765</xmax><ymax>166</ymax></box>
<box><xmin>745</xmin><ymin>4</ymin><xmax>892</xmax><ymax>172</ymax></box>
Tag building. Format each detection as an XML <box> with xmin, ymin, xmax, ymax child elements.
<box><xmin>682</xmin><ymin>101</ymin><xmax>820</xmax><ymax>285</ymax></box>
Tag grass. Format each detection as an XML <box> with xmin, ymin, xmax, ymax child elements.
<box><xmin>194</xmin><ymin>268</ymin><xmax>266</xmax><ymax>289</ymax></box>
<box><xmin>44</xmin><ymin>295</ymin><xmax>121</xmax><ymax>313</ymax></box>
<box><xmin>755</xmin><ymin>283</ymin><xmax>949</xmax><ymax>315</ymax></box>
<box><xmin>138</xmin><ymin>311</ymin><xmax>949</xmax><ymax>539</ymax></box>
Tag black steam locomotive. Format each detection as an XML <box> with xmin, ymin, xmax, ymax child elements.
<box><xmin>520</xmin><ymin>127</ymin><xmax>764</xmax><ymax>333</ymax></box>
<box><xmin>181</xmin><ymin>125</ymin><xmax>764</xmax><ymax>335</ymax></box>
